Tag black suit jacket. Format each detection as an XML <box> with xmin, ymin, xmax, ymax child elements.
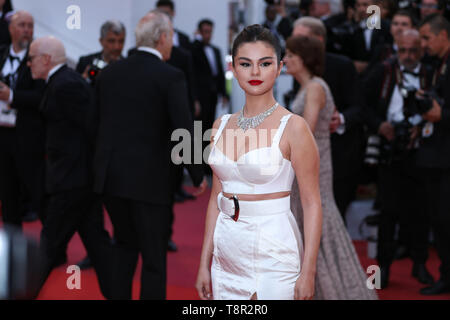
<box><xmin>128</xmin><ymin>46</ymin><xmax>197</xmax><ymax>117</ymax></box>
<box><xmin>262</xmin><ymin>17</ymin><xmax>293</xmax><ymax>41</ymax></box>
<box><xmin>416</xmin><ymin>52</ymin><xmax>450</xmax><ymax>168</ymax></box>
<box><xmin>75</xmin><ymin>51</ymin><xmax>103</xmax><ymax>74</ymax></box>
<box><xmin>191</xmin><ymin>40</ymin><xmax>227</xmax><ymax>100</ymax></box>
<box><xmin>176</xmin><ymin>29</ymin><xmax>192</xmax><ymax>52</ymax></box>
<box><xmin>1</xmin><ymin>45</ymin><xmax>45</xmax><ymax>169</ymax></box>
<box><xmin>40</xmin><ymin>65</ymin><xmax>94</xmax><ymax>194</ymax></box>
<box><xmin>93</xmin><ymin>51</ymin><xmax>204</xmax><ymax>205</ymax></box>
<box><xmin>349</xmin><ymin>19</ymin><xmax>392</xmax><ymax>62</ymax></box>
<box><xmin>326</xmin><ymin>53</ymin><xmax>366</xmax><ymax>178</ymax></box>
<box><xmin>0</xmin><ymin>13</ymin><xmax>10</xmax><ymax>46</ymax></box>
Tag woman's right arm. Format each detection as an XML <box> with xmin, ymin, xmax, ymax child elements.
<box><xmin>196</xmin><ymin>118</ymin><xmax>223</xmax><ymax>300</ymax></box>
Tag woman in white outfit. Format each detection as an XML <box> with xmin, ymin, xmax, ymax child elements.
<box><xmin>195</xmin><ymin>25</ymin><xmax>323</xmax><ymax>300</ymax></box>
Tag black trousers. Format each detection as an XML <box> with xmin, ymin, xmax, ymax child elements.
<box><xmin>169</xmin><ymin>164</ymin><xmax>184</xmax><ymax>240</ymax></box>
<box><xmin>376</xmin><ymin>157</ymin><xmax>430</xmax><ymax>266</ymax></box>
<box><xmin>420</xmin><ymin>167</ymin><xmax>450</xmax><ymax>283</ymax></box>
<box><xmin>0</xmin><ymin>127</ymin><xmax>44</xmax><ymax>228</ymax></box>
<box><xmin>103</xmin><ymin>195</ymin><xmax>170</xmax><ymax>300</ymax></box>
<box><xmin>333</xmin><ymin>173</ymin><xmax>359</xmax><ymax>223</ymax></box>
<box><xmin>37</xmin><ymin>188</ymin><xmax>113</xmax><ymax>299</ymax></box>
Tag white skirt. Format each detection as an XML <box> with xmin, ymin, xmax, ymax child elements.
<box><xmin>211</xmin><ymin>192</ymin><xmax>304</xmax><ymax>300</ymax></box>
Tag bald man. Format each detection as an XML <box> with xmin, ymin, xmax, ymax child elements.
<box><xmin>363</xmin><ymin>29</ymin><xmax>434</xmax><ymax>289</ymax></box>
<box><xmin>0</xmin><ymin>10</ymin><xmax>45</xmax><ymax>229</ymax></box>
<box><xmin>27</xmin><ymin>36</ymin><xmax>113</xmax><ymax>298</ymax></box>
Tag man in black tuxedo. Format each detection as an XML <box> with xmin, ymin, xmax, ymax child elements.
<box><xmin>366</xmin><ymin>10</ymin><xmax>416</xmax><ymax>75</ymax></box>
<box><xmin>0</xmin><ymin>11</ymin><xmax>45</xmax><ymax>229</ymax></box>
<box><xmin>309</xmin><ymin>0</ymin><xmax>351</xmax><ymax>55</ymax></box>
<box><xmin>417</xmin><ymin>14</ymin><xmax>450</xmax><ymax>295</ymax></box>
<box><xmin>27</xmin><ymin>36</ymin><xmax>113</xmax><ymax>298</ymax></box>
<box><xmin>262</xmin><ymin>3</ymin><xmax>293</xmax><ymax>49</ymax></box>
<box><xmin>76</xmin><ymin>20</ymin><xmax>125</xmax><ymax>85</ymax></box>
<box><xmin>74</xmin><ymin>19</ymin><xmax>126</xmax><ymax>270</ymax></box>
<box><xmin>156</xmin><ymin>0</ymin><xmax>192</xmax><ymax>52</ymax></box>
<box><xmin>191</xmin><ymin>19</ymin><xmax>228</xmax><ymax>175</ymax></box>
<box><xmin>128</xmin><ymin>9</ymin><xmax>199</xmax><ymax>252</ymax></box>
<box><xmin>364</xmin><ymin>30</ymin><xmax>434</xmax><ymax>288</ymax></box>
<box><xmin>94</xmin><ymin>11</ymin><xmax>206</xmax><ymax>300</ymax></box>
<box><xmin>292</xmin><ymin>17</ymin><xmax>366</xmax><ymax>221</ymax></box>
<box><xmin>349</xmin><ymin>0</ymin><xmax>393</xmax><ymax>74</ymax></box>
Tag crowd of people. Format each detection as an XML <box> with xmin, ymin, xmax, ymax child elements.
<box><xmin>258</xmin><ymin>0</ymin><xmax>450</xmax><ymax>296</ymax></box>
<box><xmin>0</xmin><ymin>0</ymin><xmax>449</xmax><ymax>299</ymax></box>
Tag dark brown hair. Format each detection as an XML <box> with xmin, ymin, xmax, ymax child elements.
<box><xmin>286</xmin><ymin>35</ymin><xmax>325</xmax><ymax>76</ymax></box>
<box><xmin>231</xmin><ymin>24</ymin><xmax>282</xmax><ymax>66</ymax></box>
<box><xmin>420</xmin><ymin>13</ymin><xmax>450</xmax><ymax>39</ymax></box>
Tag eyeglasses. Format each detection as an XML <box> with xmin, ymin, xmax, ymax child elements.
<box><xmin>398</xmin><ymin>48</ymin><xmax>420</xmax><ymax>54</ymax></box>
<box><xmin>418</xmin><ymin>4</ymin><xmax>439</xmax><ymax>9</ymax></box>
<box><xmin>26</xmin><ymin>54</ymin><xmax>42</xmax><ymax>63</ymax></box>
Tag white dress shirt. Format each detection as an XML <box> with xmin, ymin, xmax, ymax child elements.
<box><xmin>204</xmin><ymin>45</ymin><xmax>218</xmax><ymax>76</ymax></box>
<box><xmin>2</xmin><ymin>46</ymin><xmax>27</xmax><ymax>104</ymax></box>
<box><xmin>360</xmin><ymin>20</ymin><xmax>374</xmax><ymax>51</ymax></box>
<box><xmin>387</xmin><ymin>64</ymin><xmax>421</xmax><ymax>123</ymax></box>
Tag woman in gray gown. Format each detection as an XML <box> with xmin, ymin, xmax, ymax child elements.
<box><xmin>283</xmin><ymin>35</ymin><xmax>378</xmax><ymax>300</ymax></box>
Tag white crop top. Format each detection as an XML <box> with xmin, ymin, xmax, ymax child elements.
<box><xmin>208</xmin><ymin>114</ymin><xmax>295</xmax><ymax>195</ymax></box>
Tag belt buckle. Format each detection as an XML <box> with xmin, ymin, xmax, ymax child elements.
<box><xmin>229</xmin><ymin>195</ymin><xmax>240</xmax><ymax>222</ymax></box>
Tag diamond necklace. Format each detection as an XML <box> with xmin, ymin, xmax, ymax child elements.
<box><xmin>237</xmin><ymin>102</ymin><xmax>279</xmax><ymax>131</ymax></box>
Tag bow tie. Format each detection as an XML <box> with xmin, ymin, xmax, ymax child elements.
<box><xmin>403</xmin><ymin>70</ymin><xmax>420</xmax><ymax>77</ymax></box>
<box><xmin>8</xmin><ymin>55</ymin><xmax>20</xmax><ymax>63</ymax></box>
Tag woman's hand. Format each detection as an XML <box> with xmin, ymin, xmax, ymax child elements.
<box><xmin>195</xmin><ymin>266</ymin><xmax>213</xmax><ymax>300</ymax></box>
<box><xmin>294</xmin><ymin>273</ymin><xmax>315</xmax><ymax>300</ymax></box>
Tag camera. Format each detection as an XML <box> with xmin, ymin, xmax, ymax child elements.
<box><xmin>87</xmin><ymin>58</ymin><xmax>107</xmax><ymax>82</ymax></box>
<box><xmin>382</xmin><ymin>120</ymin><xmax>413</xmax><ymax>164</ymax></box>
<box><xmin>379</xmin><ymin>86</ymin><xmax>434</xmax><ymax>164</ymax></box>
<box><xmin>401</xmin><ymin>87</ymin><xmax>438</xmax><ymax>116</ymax></box>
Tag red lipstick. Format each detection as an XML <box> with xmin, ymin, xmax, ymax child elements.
<box><xmin>248</xmin><ymin>80</ymin><xmax>263</xmax><ymax>86</ymax></box>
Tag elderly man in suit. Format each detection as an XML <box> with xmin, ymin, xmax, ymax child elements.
<box><xmin>27</xmin><ymin>36</ymin><xmax>113</xmax><ymax>299</ymax></box>
<box><xmin>94</xmin><ymin>10</ymin><xmax>206</xmax><ymax>300</ymax></box>
<box><xmin>0</xmin><ymin>10</ymin><xmax>45</xmax><ymax>229</ymax></box>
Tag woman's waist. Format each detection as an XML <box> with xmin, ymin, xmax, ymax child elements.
<box><xmin>221</xmin><ymin>191</ymin><xmax>290</xmax><ymax>202</ymax></box>
<box><xmin>217</xmin><ymin>192</ymin><xmax>291</xmax><ymax>219</ymax></box>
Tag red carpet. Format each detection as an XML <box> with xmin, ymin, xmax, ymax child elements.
<box><xmin>2</xmin><ymin>188</ymin><xmax>450</xmax><ymax>300</ymax></box>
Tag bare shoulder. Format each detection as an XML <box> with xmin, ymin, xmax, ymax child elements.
<box><xmin>284</xmin><ymin>113</ymin><xmax>315</xmax><ymax>149</ymax></box>
<box><xmin>285</xmin><ymin>112</ymin><xmax>309</xmax><ymax>135</ymax></box>
<box><xmin>305</xmin><ymin>81</ymin><xmax>326</xmax><ymax>96</ymax></box>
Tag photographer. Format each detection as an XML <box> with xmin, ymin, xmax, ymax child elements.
<box><xmin>417</xmin><ymin>14</ymin><xmax>450</xmax><ymax>295</ymax></box>
<box><xmin>75</xmin><ymin>20</ymin><xmax>125</xmax><ymax>85</ymax></box>
<box><xmin>363</xmin><ymin>29</ymin><xmax>434</xmax><ymax>289</ymax></box>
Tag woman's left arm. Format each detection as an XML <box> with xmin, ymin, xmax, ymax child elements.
<box><xmin>288</xmin><ymin>115</ymin><xmax>323</xmax><ymax>300</ymax></box>
<box><xmin>302</xmin><ymin>82</ymin><xmax>326</xmax><ymax>133</ymax></box>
